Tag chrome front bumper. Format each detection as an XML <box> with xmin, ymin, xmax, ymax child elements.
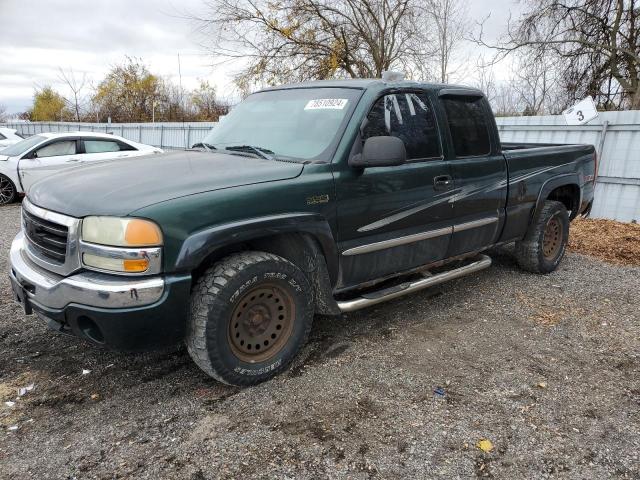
<box><xmin>9</xmin><ymin>231</ymin><xmax>165</xmax><ymax>311</ymax></box>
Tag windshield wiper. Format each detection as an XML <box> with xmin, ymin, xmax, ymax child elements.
<box><xmin>224</xmin><ymin>145</ymin><xmax>275</xmax><ymax>160</ymax></box>
<box><xmin>191</xmin><ymin>142</ymin><xmax>216</xmax><ymax>152</ymax></box>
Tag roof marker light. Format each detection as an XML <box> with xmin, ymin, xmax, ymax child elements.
<box><xmin>382</xmin><ymin>71</ymin><xmax>405</xmax><ymax>82</ymax></box>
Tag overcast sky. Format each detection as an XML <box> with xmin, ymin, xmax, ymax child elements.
<box><xmin>0</xmin><ymin>0</ymin><xmax>521</xmax><ymax>115</ymax></box>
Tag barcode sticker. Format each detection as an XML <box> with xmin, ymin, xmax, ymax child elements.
<box><xmin>304</xmin><ymin>99</ymin><xmax>349</xmax><ymax>110</ymax></box>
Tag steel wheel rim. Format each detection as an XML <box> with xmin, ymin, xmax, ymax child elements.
<box><xmin>542</xmin><ymin>216</ymin><xmax>562</xmax><ymax>260</ymax></box>
<box><xmin>228</xmin><ymin>283</ymin><xmax>295</xmax><ymax>363</ymax></box>
<box><xmin>0</xmin><ymin>177</ymin><xmax>14</xmax><ymax>204</ymax></box>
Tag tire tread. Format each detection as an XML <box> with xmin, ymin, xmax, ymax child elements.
<box><xmin>186</xmin><ymin>251</ymin><xmax>313</xmax><ymax>386</ymax></box>
<box><xmin>515</xmin><ymin>200</ymin><xmax>568</xmax><ymax>274</ymax></box>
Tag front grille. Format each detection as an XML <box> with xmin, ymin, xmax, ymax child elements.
<box><xmin>23</xmin><ymin>208</ymin><xmax>69</xmax><ymax>264</ymax></box>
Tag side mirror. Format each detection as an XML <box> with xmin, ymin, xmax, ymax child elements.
<box><xmin>349</xmin><ymin>136</ymin><xmax>406</xmax><ymax>169</ymax></box>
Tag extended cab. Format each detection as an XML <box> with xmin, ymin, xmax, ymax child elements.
<box><xmin>9</xmin><ymin>79</ymin><xmax>596</xmax><ymax>386</ymax></box>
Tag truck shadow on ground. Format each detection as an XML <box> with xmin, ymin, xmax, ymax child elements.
<box><xmin>288</xmin><ymin>247</ymin><xmax>520</xmax><ymax>378</ymax></box>
<box><xmin>7</xmin><ymin>247</ymin><xmax>521</xmax><ymax>409</ymax></box>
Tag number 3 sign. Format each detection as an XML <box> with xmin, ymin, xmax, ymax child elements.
<box><xmin>562</xmin><ymin>97</ymin><xmax>599</xmax><ymax>126</ymax></box>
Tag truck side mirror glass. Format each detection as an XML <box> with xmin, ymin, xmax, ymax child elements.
<box><xmin>349</xmin><ymin>136</ymin><xmax>406</xmax><ymax>169</ymax></box>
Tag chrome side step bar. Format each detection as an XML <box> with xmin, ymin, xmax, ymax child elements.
<box><xmin>336</xmin><ymin>254</ymin><xmax>492</xmax><ymax>313</ymax></box>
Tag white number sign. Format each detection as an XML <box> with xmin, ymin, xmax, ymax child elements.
<box><xmin>304</xmin><ymin>99</ymin><xmax>348</xmax><ymax>110</ymax></box>
<box><xmin>562</xmin><ymin>97</ymin><xmax>598</xmax><ymax>126</ymax></box>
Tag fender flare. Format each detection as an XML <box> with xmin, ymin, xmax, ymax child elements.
<box><xmin>174</xmin><ymin>212</ymin><xmax>339</xmax><ymax>283</ymax></box>
<box><xmin>531</xmin><ymin>173</ymin><xmax>582</xmax><ymax>224</ymax></box>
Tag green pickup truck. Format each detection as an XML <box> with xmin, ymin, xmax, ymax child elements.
<box><xmin>9</xmin><ymin>79</ymin><xmax>596</xmax><ymax>385</ymax></box>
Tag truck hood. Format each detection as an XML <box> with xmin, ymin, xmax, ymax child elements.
<box><xmin>28</xmin><ymin>150</ymin><xmax>305</xmax><ymax>217</ymax></box>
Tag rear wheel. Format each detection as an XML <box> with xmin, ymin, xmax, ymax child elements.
<box><xmin>186</xmin><ymin>251</ymin><xmax>314</xmax><ymax>386</ymax></box>
<box><xmin>0</xmin><ymin>175</ymin><xmax>17</xmax><ymax>205</ymax></box>
<box><xmin>515</xmin><ymin>200</ymin><xmax>569</xmax><ymax>274</ymax></box>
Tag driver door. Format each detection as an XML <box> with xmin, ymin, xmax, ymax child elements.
<box><xmin>335</xmin><ymin>91</ymin><xmax>456</xmax><ymax>287</ymax></box>
<box><xmin>19</xmin><ymin>139</ymin><xmax>80</xmax><ymax>192</ymax></box>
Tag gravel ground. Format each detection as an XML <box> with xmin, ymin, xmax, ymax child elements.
<box><xmin>0</xmin><ymin>203</ymin><xmax>638</xmax><ymax>479</ymax></box>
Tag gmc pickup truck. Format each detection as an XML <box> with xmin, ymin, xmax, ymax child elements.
<box><xmin>9</xmin><ymin>79</ymin><xmax>596</xmax><ymax>386</ymax></box>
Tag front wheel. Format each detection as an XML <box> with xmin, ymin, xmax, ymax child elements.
<box><xmin>186</xmin><ymin>251</ymin><xmax>314</xmax><ymax>386</ymax></box>
<box><xmin>515</xmin><ymin>200</ymin><xmax>570</xmax><ymax>274</ymax></box>
<box><xmin>0</xmin><ymin>175</ymin><xmax>17</xmax><ymax>205</ymax></box>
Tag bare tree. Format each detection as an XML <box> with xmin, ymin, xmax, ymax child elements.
<box><xmin>511</xmin><ymin>50</ymin><xmax>563</xmax><ymax>115</ymax></box>
<box><xmin>0</xmin><ymin>104</ymin><xmax>7</xmax><ymax>123</ymax></box>
<box><xmin>492</xmin><ymin>83</ymin><xmax>522</xmax><ymax>117</ymax></box>
<box><xmin>58</xmin><ymin>67</ymin><xmax>88</xmax><ymax>122</ymax></box>
<box><xmin>476</xmin><ymin>0</ymin><xmax>640</xmax><ymax>110</ymax></box>
<box><xmin>423</xmin><ymin>0</ymin><xmax>469</xmax><ymax>83</ymax></box>
<box><xmin>472</xmin><ymin>55</ymin><xmax>497</xmax><ymax>104</ymax></box>
<box><xmin>191</xmin><ymin>0</ymin><xmax>433</xmax><ymax>91</ymax></box>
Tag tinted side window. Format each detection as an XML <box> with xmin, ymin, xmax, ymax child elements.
<box><xmin>363</xmin><ymin>93</ymin><xmax>440</xmax><ymax>160</ymax></box>
<box><xmin>84</xmin><ymin>140</ymin><xmax>121</xmax><ymax>153</ymax></box>
<box><xmin>36</xmin><ymin>140</ymin><xmax>77</xmax><ymax>158</ymax></box>
<box><xmin>117</xmin><ymin>141</ymin><xmax>136</xmax><ymax>151</ymax></box>
<box><xmin>441</xmin><ymin>97</ymin><xmax>491</xmax><ymax>157</ymax></box>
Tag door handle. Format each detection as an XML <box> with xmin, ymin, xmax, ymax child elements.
<box><xmin>66</xmin><ymin>158</ymin><xmax>80</xmax><ymax>163</ymax></box>
<box><xmin>433</xmin><ymin>175</ymin><xmax>453</xmax><ymax>190</ymax></box>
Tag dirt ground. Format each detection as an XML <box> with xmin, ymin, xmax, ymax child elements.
<box><xmin>0</xmin><ymin>203</ymin><xmax>638</xmax><ymax>479</ymax></box>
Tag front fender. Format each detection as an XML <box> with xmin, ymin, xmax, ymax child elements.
<box><xmin>173</xmin><ymin>212</ymin><xmax>339</xmax><ymax>282</ymax></box>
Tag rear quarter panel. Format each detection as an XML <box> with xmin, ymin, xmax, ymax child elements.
<box><xmin>500</xmin><ymin>144</ymin><xmax>595</xmax><ymax>242</ymax></box>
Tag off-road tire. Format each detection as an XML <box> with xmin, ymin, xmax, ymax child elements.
<box><xmin>515</xmin><ymin>200</ymin><xmax>569</xmax><ymax>274</ymax></box>
<box><xmin>0</xmin><ymin>175</ymin><xmax>17</xmax><ymax>205</ymax></box>
<box><xmin>186</xmin><ymin>251</ymin><xmax>314</xmax><ymax>386</ymax></box>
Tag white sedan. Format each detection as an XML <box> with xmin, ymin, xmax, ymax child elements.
<box><xmin>0</xmin><ymin>127</ymin><xmax>24</xmax><ymax>148</ymax></box>
<box><xmin>0</xmin><ymin>132</ymin><xmax>163</xmax><ymax>205</ymax></box>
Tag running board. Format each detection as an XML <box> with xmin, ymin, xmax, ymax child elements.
<box><xmin>336</xmin><ymin>254</ymin><xmax>492</xmax><ymax>313</ymax></box>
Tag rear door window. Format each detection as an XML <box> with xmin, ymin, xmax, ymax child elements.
<box><xmin>84</xmin><ymin>140</ymin><xmax>133</xmax><ymax>153</ymax></box>
<box><xmin>441</xmin><ymin>97</ymin><xmax>491</xmax><ymax>157</ymax></box>
<box><xmin>363</xmin><ymin>92</ymin><xmax>441</xmax><ymax>161</ymax></box>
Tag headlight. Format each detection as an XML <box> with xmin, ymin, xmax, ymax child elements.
<box><xmin>80</xmin><ymin>217</ymin><xmax>163</xmax><ymax>275</ymax></box>
<box><xmin>82</xmin><ymin>217</ymin><xmax>163</xmax><ymax>247</ymax></box>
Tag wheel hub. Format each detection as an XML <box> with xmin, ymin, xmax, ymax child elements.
<box><xmin>228</xmin><ymin>283</ymin><xmax>294</xmax><ymax>363</ymax></box>
<box><xmin>542</xmin><ymin>216</ymin><xmax>562</xmax><ymax>260</ymax></box>
<box><xmin>245</xmin><ymin>305</ymin><xmax>271</xmax><ymax>335</ymax></box>
<box><xmin>0</xmin><ymin>176</ymin><xmax>15</xmax><ymax>204</ymax></box>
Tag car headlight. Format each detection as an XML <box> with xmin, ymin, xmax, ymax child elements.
<box><xmin>80</xmin><ymin>217</ymin><xmax>163</xmax><ymax>274</ymax></box>
<box><xmin>82</xmin><ymin>217</ymin><xmax>163</xmax><ymax>247</ymax></box>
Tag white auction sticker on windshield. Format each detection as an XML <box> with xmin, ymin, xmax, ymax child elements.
<box><xmin>304</xmin><ymin>99</ymin><xmax>348</xmax><ymax>110</ymax></box>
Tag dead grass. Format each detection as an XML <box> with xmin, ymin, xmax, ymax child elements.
<box><xmin>569</xmin><ymin>217</ymin><xmax>640</xmax><ymax>266</ymax></box>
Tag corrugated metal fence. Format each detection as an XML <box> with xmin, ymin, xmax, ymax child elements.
<box><xmin>3</xmin><ymin>112</ymin><xmax>639</xmax><ymax>222</ymax></box>
<box><xmin>496</xmin><ymin>110</ymin><xmax>640</xmax><ymax>222</ymax></box>
<box><xmin>2</xmin><ymin>121</ymin><xmax>217</xmax><ymax>151</ymax></box>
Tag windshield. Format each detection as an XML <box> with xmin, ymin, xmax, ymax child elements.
<box><xmin>201</xmin><ymin>88</ymin><xmax>362</xmax><ymax>161</ymax></box>
<box><xmin>1</xmin><ymin>135</ymin><xmax>45</xmax><ymax>156</ymax></box>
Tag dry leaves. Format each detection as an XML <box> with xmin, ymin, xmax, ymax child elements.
<box><xmin>569</xmin><ymin>218</ymin><xmax>640</xmax><ymax>266</ymax></box>
<box><xmin>476</xmin><ymin>439</ymin><xmax>494</xmax><ymax>453</ymax></box>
